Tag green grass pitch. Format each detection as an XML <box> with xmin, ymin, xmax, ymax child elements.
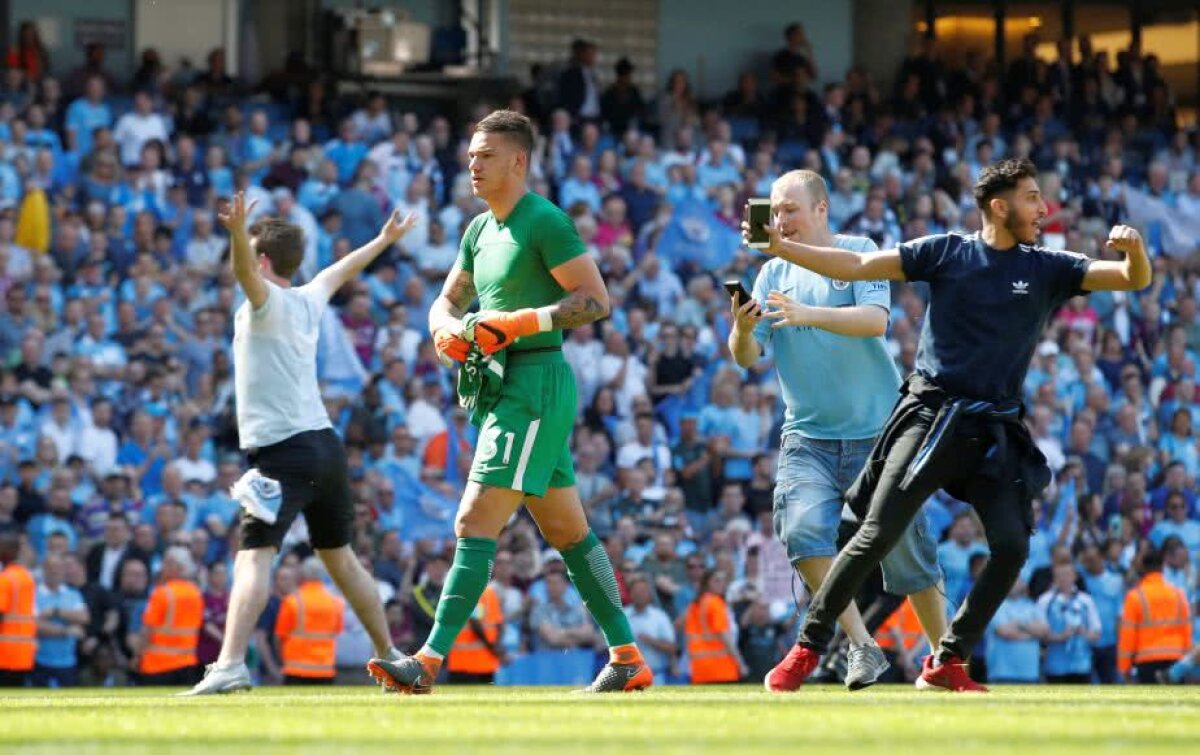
<box><xmin>2</xmin><ymin>684</ymin><xmax>1198</xmax><ymax>755</ymax></box>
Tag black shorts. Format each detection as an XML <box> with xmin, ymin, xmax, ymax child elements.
<box><xmin>240</xmin><ymin>428</ymin><xmax>354</xmax><ymax>551</ymax></box>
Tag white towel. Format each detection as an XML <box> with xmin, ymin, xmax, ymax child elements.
<box><xmin>230</xmin><ymin>468</ymin><xmax>283</xmax><ymax>525</ymax></box>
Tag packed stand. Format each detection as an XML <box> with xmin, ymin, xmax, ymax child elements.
<box><xmin>0</xmin><ymin>20</ymin><xmax>1198</xmax><ymax>687</ymax></box>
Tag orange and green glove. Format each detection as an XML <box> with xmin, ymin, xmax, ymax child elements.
<box><xmin>434</xmin><ymin>328</ymin><xmax>471</xmax><ymax>365</ymax></box>
<box><xmin>470</xmin><ymin>309</ymin><xmax>550</xmax><ymax>355</ymax></box>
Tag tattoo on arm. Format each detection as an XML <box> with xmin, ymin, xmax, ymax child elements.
<box><xmin>441</xmin><ymin>270</ymin><xmax>477</xmax><ymax>316</ymax></box>
<box><xmin>549</xmin><ymin>288</ymin><xmax>607</xmax><ymax>329</ymax></box>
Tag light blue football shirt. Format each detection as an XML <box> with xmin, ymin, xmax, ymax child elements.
<box><xmin>1038</xmin><ymin>588</ymin><xmax>1101</xmax><ymax>677</ymax></box>
<box><xmin>752</xmin><ymin>235</ymin><xmax>899</xmax><ymax>441</ymax></box>
<box><xmin>986</xmin><ymin>596</ymin><xmax>1043</xmax><ymax>682</ymax></box>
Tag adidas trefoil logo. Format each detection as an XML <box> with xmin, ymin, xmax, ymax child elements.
<box><xmin>1012</xmin><ymin>280</ymin><xmax>1030</xmax><ymax>296</ymax></box>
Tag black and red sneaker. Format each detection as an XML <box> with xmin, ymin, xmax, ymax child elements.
<box><xmin>367</xmin><ymin>652</ymin><xmax>441</xmax><ymax>695</ymax></box>
<box><xmin>764</xmin><ymin>645</ymin><xmax>821</xmax><ymax>692</ymax></box>
<box><xmin>915</xmin><ymin>654</ymin><xmax>989</xmax><ymax>692</ymax></box>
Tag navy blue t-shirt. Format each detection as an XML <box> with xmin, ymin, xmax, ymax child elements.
<box><xmin>899</xmin><ymin>232</ymin><xmax>1091</xmax><ymax>403</ymax></box>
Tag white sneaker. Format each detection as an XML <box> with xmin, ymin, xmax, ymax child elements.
<box><xmin>845</xmin><ymin>643</ymin><xmax>890</xmax><ymax>691</ymax></box>
<box><xmin>177</xmin><ymin>662</ymin><xmax>253</xmax><ymax>696</ymax></box>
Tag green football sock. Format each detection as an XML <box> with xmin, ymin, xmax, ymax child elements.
<box><xmin>561</xmin><ymin>530</ymin><xmax>635</xmax><ymax>648</ymax></box>
<box><xmin>425</xmin><ymin>537</ymin><xmax>497</xmax><ymax>657</ymax></box>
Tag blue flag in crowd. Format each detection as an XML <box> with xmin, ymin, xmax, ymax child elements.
<box><xmin>655</xmin><ymin>200</ymin><xmax>743</xmax><ymax>269</ymax></box>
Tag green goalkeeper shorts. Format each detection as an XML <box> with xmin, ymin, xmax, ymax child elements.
<box><xmin>468</xmin><ymin>349</ymin><xmax>577</xmax><ymax>497</ymax></box>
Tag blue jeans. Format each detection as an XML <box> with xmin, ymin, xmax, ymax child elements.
<box><xmin>773</xmin><ymin>434</ymin><xmax>941</xmax><ymax>596</ymax></box>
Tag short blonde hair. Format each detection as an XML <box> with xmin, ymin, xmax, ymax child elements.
<box><xmin>774</xmin><ymin>169</ymin><xmax>829</xmax><ymax>207</ymax></box>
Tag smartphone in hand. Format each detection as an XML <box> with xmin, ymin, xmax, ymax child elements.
<box><xmin>744</xmin><ymin>198</ymin><xmax>771</xmax><ymax>248</ymax></box>
<box><xmin>724</xmin><ymin>279</ymin><xmax>752</xmax><ymax>308</ymax></box>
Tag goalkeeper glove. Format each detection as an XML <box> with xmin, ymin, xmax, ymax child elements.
<box><xmin>433</xmin><ymin>328</ymin><xmax>470</xmax><ymax>365</ymax></box>
<box><xmin>471</xmin><ymin>309</ymin><xmax>550</xmax><ymax>355</ymax></box>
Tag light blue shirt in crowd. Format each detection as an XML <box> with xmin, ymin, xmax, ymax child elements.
<box><xmin>938</xmin><ymin>540</ymin><xmax>990</xmax><ymax>604</ymax></box>
<box><xmin>1037</xmin><ymin>588</ymin><xmax>1101</xmax><ymax>676</ymax></box>
<box><xmin>987</xmin><ymin>596</ymin><xmax>1042</xmax><ymax>682</ymax></box>
<box><xmin>1083</xmin><ymin>568</ymin><xmax>1125</xmax><ymax>648</ymax></box>
<box><xmin>65</xmin><ymin>99</ymin><xmax>112</xmax><ymax>155</ymax></box>
<box><xmin>558</xmin><ymin>178</ymin><xmax>602</xmax><ymax>213</ymax></box>
<box><xmin>1150</xmin><ymin>519</ymin><xmax>1200</xmax><ymax>561</ymax></box>
<box><xmin>752</xmin><ymin>235</ymin><xmax>899</xmax><ymax>440</ymax></box>
<box><xmin>35</xmin><ymin>582</ymin><xmax>86</xmax><ymax>669</ymax></box>
<box><xmin>698</xmin><ymin>404</ymin><xmax>759</xmax><ymax>480</ymax></box>
<box><xmin>623</xmin><ymin>603</ymin><xmax>675</xmax><ymax>678</ymax></box>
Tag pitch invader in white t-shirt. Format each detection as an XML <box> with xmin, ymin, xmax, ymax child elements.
<box><xmin>183</xmin><ymin>193</ymin><xmax>418</xmax><ymax>695</ymax></box>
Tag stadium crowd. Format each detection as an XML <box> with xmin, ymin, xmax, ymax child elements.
<box><xmin>0</xmin><ymin>19</ymin><xmax>1198</xmax><ymax>688</ymax></box>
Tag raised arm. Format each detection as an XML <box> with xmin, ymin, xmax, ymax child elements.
<box><xmin>311</xmin><ymin>209</ymin><xmax>417</xmax><ymax>300</ymax></box>
<box><xmin>218</xmin><ymin>193</ymin><xmax>267</xmax><ymax>309</ymax></box>
<box><xmin>1081</xmin><ymin>225</ymin><xmax>1152</xmax><ymax>292</ymax></box>
<box><xmin>742</xmin><ymin>221</ymin><xmax>906</xmax><ymax>282</ymax></box>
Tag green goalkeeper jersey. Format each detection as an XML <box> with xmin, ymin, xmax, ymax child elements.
<box><xmin>456</xmin><ymin>191</ymin><xmax>587</xmax><ymax>351</ymax></box>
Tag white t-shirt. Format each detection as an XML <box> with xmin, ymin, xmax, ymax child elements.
<box><xmin>233</xmin><ymin>279</ymin><xmax>334</xmax><ymax>449</ymax></box>
<box><xmin>78</xmin><ymin>424</ymin><xmax>118</xmax><ymax>476</ymax></box>
<box><xmin>563</xmin><ymin>339</ymin><xmax>604</xmax><ymax>410</ymax></box>
<box><xmin>112</xmin><ymin>112</ymin><xmax>169</xmax><ymax>166</ymax></box>
<box><xmin>39</xmin><ymin>420</ymin><xmax>78</xmax><ymax>464</ymax></box>
<box><xmin>416</xmin><ymin>241</ymin><xmax>459</xmax><ymax>276</ymax></box>
<box><xmin>171</xmin><ymin>456</ymin><xmax>217</xmax><ymax>485</ymax></box>
<box><xmin>599</xmin><ymin>353</ymin><xmax>648</xmax><ymax>418</ymax></box>
<box><xmin>373</xmin><ymin>325</ymin><xmax>422</xmax><ymax>366</ymax></box>
<box><xmin>405</xmin><ymin>398</ymin><xmax>447</xmax><ymax>447</ymax></box>
<box><xmin>616</xmin><ymin>439</ymin><xmax>673</xmax><ymax>486</ymax></box>
<box><xmin>186</xmin><ymin>235</ymin><xmax>228</xmax><ymax>275</ymax></box>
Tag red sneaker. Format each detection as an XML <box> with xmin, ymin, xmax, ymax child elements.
<box><xmin>915</xmin><ymin>654</ymin><xmax>989</xmax><ymax>692</ymax></box>
<box><xmin>764</xmin><ymin>645</ymin><xmax>821</xmax><ymax>692</ymax></box>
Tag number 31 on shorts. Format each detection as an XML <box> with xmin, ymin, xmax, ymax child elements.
<box><xmin>478</xmin><ymin>426</ymin><xmax>517</xmax><ymax>466</ymax></box>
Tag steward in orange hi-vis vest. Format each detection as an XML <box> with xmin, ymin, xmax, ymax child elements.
<box><xmin>685</xmin><ymin>571</ymin><xmax>744</xmax><ymax>684</ymax></box>
<box><xmin>0</xmin><ymin>534</ymin><xmax>37</xmax><ymax>687</ymax></box>
<box><xmin>447</xmin><ymin>584</ymin><xmax>503</xmax><ymax>683</ymax></box>
<box><xmin>1118</xmin><ymin>549</ymin><xmax>1191</xmax><ymax>684</ymax></box>
<box><xmin>137</xmin><ymin>547</ymin><xmax>203</xmax><ymax>686</ymax></box>
<box><xmin>277</xmin><ymin>560</ymin><xmax>345</xmax><ymax>685</ymax></box>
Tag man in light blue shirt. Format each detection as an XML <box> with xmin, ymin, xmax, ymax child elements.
<box><xmin>986</xmin><ymin>578</ymin><xmax>1046</xmax><ymax>682</ymax></box>
<box><xmin>324</xmin><ymin>120</ymin><xmax>369</xmax><ymax>185</ymax></box>
<box><xmin>729</xmin><ymin>169</ymin><xmax>947</xmax><ymax>691</ymax></box>
<box><xmin>242</xmin><ymin>111</ymin><xmax>277</xmax><ymax>184</ymax></box>
<box><xmin>558</xmin><ymin>155</ymin><xmax>602</xmax><ymax>213</ymax></box>
<box><xmin>1037</xmin><ymin>561</ymin><xmax>1101</xmax><ymax>683</ymax></box>
<box><xmin>696</xmin><ymin>139</ymin><xmax>740</xmax><ymax>194</ymax></box>
<box><xmin>623</xmin><ymin>576</ymin><xmax>676</xmax><ymax>680</ymax></box>
<box><xmin>938</xmin><ymin>513</ymin><xmax>991</xmax><ymax>605</ymax></box>
<box><xmin>65</xmin><ymin>75</ymin><xmax>112</xmax><ymax>157</ymax></box>
<box><xmin>698</xmin><ymin>382</ymin><xmax>761</xmax><ymax>482</ymax></box>
<box><xmin>33</xmin><ymin>554</ymin><xmax>89</xmax><ymax>687</ymax></box>
<box><xmin>26</xmin><ymin>490</ymin><xmax>78</xmax><ymax>558</ymax></box>
<box><xmin>1150</xmin><ymin>492</ymin><xmax>1200</xmax><ymax>563</ymax></box>
<box><xmin>1080</xmin><ymin>544</ymin><xmax>1124</xmax><ymax>683</ymax></box>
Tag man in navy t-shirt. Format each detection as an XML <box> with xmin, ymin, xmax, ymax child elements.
<box><xmin>748</xmin><ymin>158</ymin><xmax>1151</xmax><ymax>692</ymax></box>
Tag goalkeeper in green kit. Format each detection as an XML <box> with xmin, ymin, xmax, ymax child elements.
<box><xmin>367</xmin><ymin>110</ymin><xmax>652</xmax><ymax>694</ymax></box>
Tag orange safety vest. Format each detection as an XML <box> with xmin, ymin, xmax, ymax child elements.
<box><xmin>685</xmin><ymin>592</ymin><xmax>739</xmax><ymax>684</ymax></box>
<box><xmin>1117</xmin><ymin>572</ymin><xmax>1192</xmax><ymax>675</ymax></box>
<box><xmin>276</xmin><ymin>581</ymin><xmax>345</xmax><ymax>679</ymax></box>
<box><xmin>875</xmin><ymin>599</ymin><xmax>924</xmax><ymax>654</ymax></box>
<box><xmin>139</xmin><ymin>579</ymin><xmax>203</xmax><ymax>675</ymax></box>
<box><xmin>447</xmin><ymin>585</ymin><xmax>502</xmax><ymax>675</ymax></box>
<box><xmin>0</xmin><ymin>563</ymin><xmax>37</xmax><ymax>671</ymax></box>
